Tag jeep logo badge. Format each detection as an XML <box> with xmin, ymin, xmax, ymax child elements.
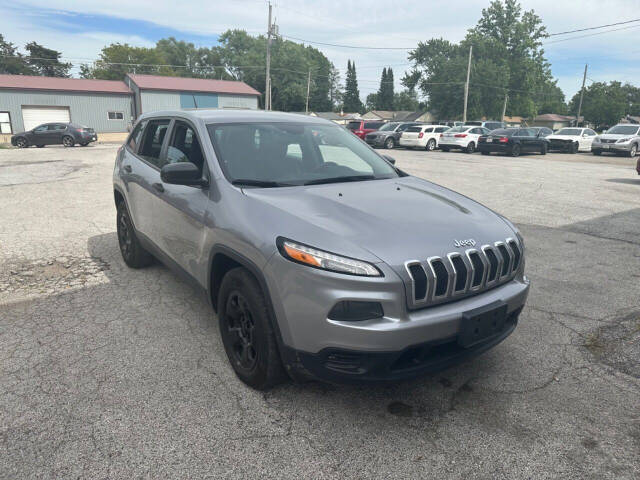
<box><xmin>454</xmin><ymin>239</ymin><xmax>476</xmax><ymax>248</ymax></box>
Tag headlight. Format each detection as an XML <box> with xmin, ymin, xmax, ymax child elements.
<box><xmin>277</xmin><ymin>238</ymin><xmax>382</xmax><ymax>276</ymax></box>
<box><xmin>617</xmin><ymin>137</ymin><xmax>631</xmax><ymax>143</ymax></box>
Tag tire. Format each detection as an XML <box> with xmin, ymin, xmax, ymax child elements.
<box><xmin>62</xmin><ymin>135</ymin><xmax>75</xmax><ymax>147</ymax></box>
<box><xmin>627</xmin><ymin>144</ymin><xmax>638</xmax><ymax>157</ymax></box>
<box><xmin>510</xmin><ymin>144</ymin><xmax>521</xmax><ymax>157</ymax></box>
<box><xmin>15</xmin><ymin>137</ymin><xmax>28</xmax><ymax>148</ymax></box>
<box><xmin>481</xmin><ymin>150</ymin><xmax>490</xmax><ymax>156</ymax></box>
<box><xmin>425</xmin><ymin>139</ymin><xmax>436</xmax><ymax>151</ymax></box>
<box><xmin>540</xmin><ymin>142</ymin><xmax>547</xmax><ymax>155</ymax></box>
<box><xmin>80</xmin><ymin>142</ymin><xmax>89</xmax><ymax>147</ymax></box>
<box><xmin>441</xmin><ymin>146</ymin><xmax>450</xmax><ymax>152</ymax></box>
<box><xmin>36</xmin><ymin>145</ymin><xmax>44</xmax><ymax>148</ymax></box>
<box><xmin>570</xmin><ymin>142</ymin><xmax>578</xmax><ymax>154</ymax></box>
<box><xmin>116</xmin><ymin>201</ymin><xmax>153</xmax><ymax>268</ymax></box>
<box><xmin>218</xmin><ymin>267</ymin><xmax>286</xmax><ymax>390</ymax></box>
<box><xmin>465</xmin><ymin>142</ymin><xmax>475</xmax><ymax>154</ymax></box>
<box><xmin>384</xmin><ymin>137</ymin><xmax>395</xmax><ymax>149</ymax></box>
<box><xmin>592</xmin><ymin>150</ymin><xmax>601</xmax><ymax>156</ymax></box>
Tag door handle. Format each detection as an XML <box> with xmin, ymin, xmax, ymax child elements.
<box><xmin>123</xmin><ymin>165</ymin><xmax>132</xmax><ymax>173</ymax></box>
<box><xmin>152</xmin><ymin>183</ymin><xmax>165</xmax><ymax>193</ymax></box>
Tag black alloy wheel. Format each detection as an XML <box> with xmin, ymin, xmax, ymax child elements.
<box><xmin>15</xmin><ymin>137</ymin><xmax>28</xmax><ymax>148</ymax></box>
<box><xmin>116</xmin><ymin>202</ymin><xmax>153</xmax><ymax>268</ymax></box>
<box><xmin>224</xmin><ymin>292</ymin><xmax>258</xmax><ymax>371</ymax></box>
<box><xmin>466</xmin><ymin>142</ymin><xmax>475</xmax><ymax>154</ymax></box>
<box><xmin>510</xmin><ymin>143</ymin><xmax>521</xmax><ymax>157</ymax></box>
<box><xmin>62</xmin><ymin>136</ymin><xmax>74</xmax><ymax>147</ymax></box>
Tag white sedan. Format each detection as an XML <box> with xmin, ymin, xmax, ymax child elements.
<box><xmin>546</xmin><ymin>127</ymin><xmax>598</xmax><ymax>153</ymax></box>
<box><xmin>439</xmin><ymin>126</ymin><xmax>491</xmax><ymax>153</ymax></box>
<box><xmin>399</xmin><ymin>125</ymin><xmax>450</xmax><ymax>150</ymax></box>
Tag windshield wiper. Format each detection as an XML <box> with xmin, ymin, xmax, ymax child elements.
<box><xmin>304</xmin><ymin>175</ymin><xmax>378</xmax><ymax>186</ymax></box>
<box><xmin>232</xmin><ymin>179</ymin><xmax>293</xmax><ymax>188</ymax></box>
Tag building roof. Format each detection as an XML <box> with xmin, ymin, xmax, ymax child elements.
<box><xmin>0</xmin><ymin>74</ymin><xmax>131</xmax><ymax>94</ymax></box>
<box><xmin>534</xmin><ymin>113</ymin><xmax>576</xmax><ymax>122</ymax></box>
<box><xmin>126</xmin><ymin>74</ymin><xmax>260</xmax><ymax>96</ymax></box>
<box><xmin>314</xmin><ymin>111</ymin><xmax>342</xmax><ymax>121</ymax></box>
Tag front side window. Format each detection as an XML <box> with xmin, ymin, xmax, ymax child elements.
<box><xmin>138</xmin><ymin>120</ymin><xmax>170</xmax><ymax>166</ymax></box>
<box><xmin>585</xmin><ymin>129</ymin><xmax>596</xmax><ymax>136</ymax></box>
<box><xmin>207</xmin><ymin>122</ymin><xmax>399</xmax><ymax>187</ymax></box>
<box><xmin>34</xmin><ymin>124</ymin><xmax>48</xmax><ymax>133</ymax></box>
<box><xmin>163</xmin><ymin>121</ymin><xmax>205</xmax><ymax>174</ymax></box>
<box><xmin>49</xmin><ymin>124</ymin><xmax>66</xmax><ymax>131</ymax></box>
<box><xmin>127</xmin><ymin>120</ymin><xmax>147</xmax><ymax>152</ymax></box>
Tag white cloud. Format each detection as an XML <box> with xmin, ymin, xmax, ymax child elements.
<box><xmin>6</xmin><ymin>0</ymin><xmax>640</xmax><ymax>101</ymax></box>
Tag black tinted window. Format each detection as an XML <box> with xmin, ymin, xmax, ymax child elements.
<box><xmin>406</xmin><ymin>127</ymin><xmax>422</xmax><ymax>133</ymax></box>
<box><xmin>346</xmin><ymin>122</ymin><xmax>361</xmax><ymax>130</ymax></box>
<box><xmin>435</xmin><ymin>127</ymin><xmax>448</xmax><ymax>133</ymax></box>
<box><xmin>163</xmin><ymin>121</ymin><xmax>205</xmax><ymax>174</ymax></box>
<box><xmin>364</xmin><ymin>122</ymin><xmax>384</xmax><ymax>129</ymax></box>
<box><xmin>138</xmin><ymin>120</ymin><xmax>170</xmax><ymax>166</ymax></box>
<box><xmin>34</xmin><ymin>124</ymin><xmax>48</xmax><ymax>132</ymax></box>
<box><xmin>491</xmin><ymin>129</ymin><xmax>515</xmax><ymax>136</ymax></box>
<box><xmin>127</xmin><ymin>120</ymin><xmax>147</xmax><ymax>152</ymax></box>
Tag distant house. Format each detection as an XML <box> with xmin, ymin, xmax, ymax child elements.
<box><xmin>531</xmin><ymin>114</ymin><xmax>581</xmax><ymax>130</ymax></box>
<box><xmin>502</xmin><ymin>115</ymin><xmax>524</xmax><ymax>127</ymax></box>
<box><xmin>362</xmin><ymin>110</ymin><xmax>435</xmax><ymax>123</ymax></box>
<box><xmin>289</xmin><ymin>111</ymin><xmax>347</xmax><ymax>124</ymax></box>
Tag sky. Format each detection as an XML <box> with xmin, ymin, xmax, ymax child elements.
<box><xmin>3</xmin><ymin>0</ymin><xmax>640</xmax><ymax>105</ymax></box>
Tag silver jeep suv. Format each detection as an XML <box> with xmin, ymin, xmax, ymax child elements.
<box><xmin>113</xmin><ymin>110</ymin><xmax>530</xmax><ymax>389</ymax></box>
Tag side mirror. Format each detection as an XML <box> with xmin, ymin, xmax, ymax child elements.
<box><xmin>582</xmin><ymin>133</ymin><xmax>588</xmax><ymax>137</ymax></box>
<box><xmin>160</xmin><ymin>162</ymin><xmax>208</xmax><ymax>187</ymax></box>
<box><xmin>382</xmin><ymin>154</ymin><xmax>396</xmax><ymax>165</ymax></box>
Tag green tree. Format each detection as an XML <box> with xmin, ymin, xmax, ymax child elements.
<box><xmin>376</xmin><ymin>67</ymin><xmax>395</xmax><ymax>110</ymax></box>
<box><xmin>365</xmin><ymin>92</ymin><xmax>378</xmax><ymax>111</ymax></box>
<box><xmin>406</xmin><ymin>0</ymin><xmax>556</xmax><ymax>119</ymax></box>
<box><xmin>393</xmin><ymin>90</ymin><xmax>421</xmax><ymax>111</ymax></box>
<box><xmin>0</xmin><ymin>34</ymin><xmax>32</xmax><ymax>75</ymax></box>
<box><xmin>25</xmin><ymin>42</ymin><xmax>71</xmax><ymax>77</ymax></box>
<box><xmin>568</xmin><ymin>81</ymin><xmax>626</xmax><ymax>127</ymax></box>
<box><xmin>343</xmin><ymin>60</ymin><xmax>363</xmax><ymax>113</ymax></box>
<box><xmin>81</xmin><ymin>43</ymin><xmax>172</xmax><ymax>79</ymax></box>
<box><xmin>155</xmin><ymin>37</ymin><xmax>229</xmax><ymax>79</ymax></box>
<box><xmin>621</xmin><ymin>83</ymin><xmax>640</xmax><ymax>116</ymax></box>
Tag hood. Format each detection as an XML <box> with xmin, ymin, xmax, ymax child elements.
<box><xmin>547</xmin><ymin>134</ymin><xmax>576</xmax><ymax>141</ymax></box>
<box><xmin>243</xmin><ymin>176</ymin><xmax>516</xmax><ymax>267</ymax></box>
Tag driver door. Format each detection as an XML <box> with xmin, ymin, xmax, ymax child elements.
<box><xmin>31</xmin><ymin>124</ymin><xmax>54</xmax><ymax>145</ymax></box>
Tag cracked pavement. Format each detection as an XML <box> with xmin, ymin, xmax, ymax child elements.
<box><xmin>1</xmin><ymin>144</ymin><xmax>639</xmax><ymax>478</ymax></box>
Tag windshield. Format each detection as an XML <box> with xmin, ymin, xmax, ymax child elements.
<box><xmin>555</xmin><ymin>128</ymin><xmax>581</xmax><ymax>136</ymax></box>
<box><xmin>607</xmin><ymin>125</ymin><xmax>639</xmax><ymax>135</ymax></box>
<box><xmin>207</xmin><ymin>122</ymin><xmax>399</xmax><ymax>187</ymax></box>
<box><xmin>379</xmin><ymin>122</ymin><xmax>399</xmax><ymax>131</ymax></box>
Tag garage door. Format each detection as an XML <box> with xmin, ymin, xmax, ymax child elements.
<box><xmin>22</xmin><ymin>106</ymin><xmax>71</xmax><ymax>131</ymax></box>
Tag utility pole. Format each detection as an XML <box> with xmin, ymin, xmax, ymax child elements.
<box><xmin>463</xmin><ymin>45</ymin><xmax>472</xmax><ymax>123</ymax></box>
<box><xmin>305</xmin><ymin>70</ymin><xmax>311</xmax><ymax>113</ymax></box>
<box><xmin>501</xmin><ymin>92</ymin><xmax>508</xmax><ymax>122</ymax></box>
<box><xmin>576</xmin><ymin>64</ymin><xmax>588</xmax><ymax>127</ymax></box>
<box><xmin>265</xmin><ymin>1</ymin><xmax>273</xmax><ymax>110</ymax></box>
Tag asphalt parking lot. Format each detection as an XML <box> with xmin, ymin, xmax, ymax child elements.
<box><xmin>1</xmin><ymin>143</ymin><xmax>639</xmax><ymax>479</ymax></box>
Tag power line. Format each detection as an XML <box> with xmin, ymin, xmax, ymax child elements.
<box><xmin>279</xmin><ymin>34</ymin><xmax>413</xmax><ymax>50</ymax></box>
<box><xmin>548</xmin><ymin>18</ymin><xmax>640</xmax><ymax>36</ymax></box>
<box><xmin>544</xmin><ymin>23</ymin><xmax>640</xmax><ymax>45</ymax></box>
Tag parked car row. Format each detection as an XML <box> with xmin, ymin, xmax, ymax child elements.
<box><xmin>356</xmin><ymin>120</ymin><xmax>640</xmax><ymax>158</ymax></box>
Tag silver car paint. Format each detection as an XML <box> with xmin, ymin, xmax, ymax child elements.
<box><xmin>114</xmin><ymin>110</ymin><xmax>529</xmax><ymax>355</ymax></box>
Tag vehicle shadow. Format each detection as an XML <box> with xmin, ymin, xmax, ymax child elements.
<box><xmin>605</xmin><ymin>178</ymin><xmax>640</xmax><ymax>185</ymax></box>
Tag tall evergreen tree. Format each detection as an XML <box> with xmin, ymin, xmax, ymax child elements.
<box><xmin>25</xmin><ymin>42</ymin><xmax>71</xmax><ymax>77</ymax></box>
<box><xmin>343</xmin><ymin>60</ymin><xmax>363</xmax><ymax>113</ymax></box>
<box><xmin>376</xmin><ymin>67</ymin><xmax>395</xmax><ymax>110</ymax></box>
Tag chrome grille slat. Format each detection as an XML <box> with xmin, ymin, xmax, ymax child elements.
<box><xmin>405</xmin><ymin>237</ymin><xmax>522</xmax><ymax>309</ymax></box>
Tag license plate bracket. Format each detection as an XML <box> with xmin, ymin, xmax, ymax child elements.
<box><xmin>458</xmin><ymin>301</ymin><xmax>508</xmax><ymax>348</ymax></box>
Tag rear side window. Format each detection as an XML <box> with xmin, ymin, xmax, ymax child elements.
<box><xmin>424</xmin><ymin>127</ymin><xmax>434</xmax><ymax>133</ymax></box>
<box><xmin>127</xmin><ymin>120</ymin><xmax>147</xmax><ymax>152</ymax></box>
<box><xmin>164</xmin><ymin>120</ymin><xmax>205</xmax><ymax>174</ymax></box>
<box><xmin>346</xmin><ymin>121</ymin><xmax>361</xmax><ymax>131</ymax></box>
<box><xmin>435</xmin><ymin>127</ymin><xmax>448</xmax><ymax>133</ymax></box>
<box><xmin>491</xmin><ymin>129</ymin><xmax>514</xmax><ymax>136</ymax></box>
<box><xmin>406</xmin><ymin>126</ymin><xmax>422</xmax><ymax>133</ymax></box>
<box><xmin>138</xmin><ymin>120</ymin><xmax>170</xmax><ymax>166</ymax></box>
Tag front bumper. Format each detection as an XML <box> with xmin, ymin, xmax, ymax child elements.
<box><xmin>365</xmin><ymin>136</ymin><xmax>387</xmax><ymax>147</ymax></box>
<box><xmin>264</xmin><ymin>252</ymin><xmax>530</xmax><ymax>382</ymax></box>
<box><xmin>592</xmin><ymin>142</ymin><xmax>633</xmax><ymax>152</ymax></box>
<box><xmin>548</xmin><ymin>139</ymin><xmax>574</xmax><ymax>151</ymax></box>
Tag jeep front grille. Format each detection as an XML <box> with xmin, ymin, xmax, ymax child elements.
<box><xmin>405</xmin><ymin>238</ymin><xmax>522</xmax><ymax>308</ymax></box>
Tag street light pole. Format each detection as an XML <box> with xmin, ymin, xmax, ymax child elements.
<box><xmin>463</xmin><ymin>45</ymin><xmax>472</xmax><ymax>123</ymax></box>
<box><xmin>576</xmin><ymin>64</ymin><xmax>588</xmax><ymax>126</ymax></box>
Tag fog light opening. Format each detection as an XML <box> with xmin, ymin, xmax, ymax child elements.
<box><xmin>328</xmin><ymin>301</ymin><xmax>384</xmax><ymax>322</ymax></box>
